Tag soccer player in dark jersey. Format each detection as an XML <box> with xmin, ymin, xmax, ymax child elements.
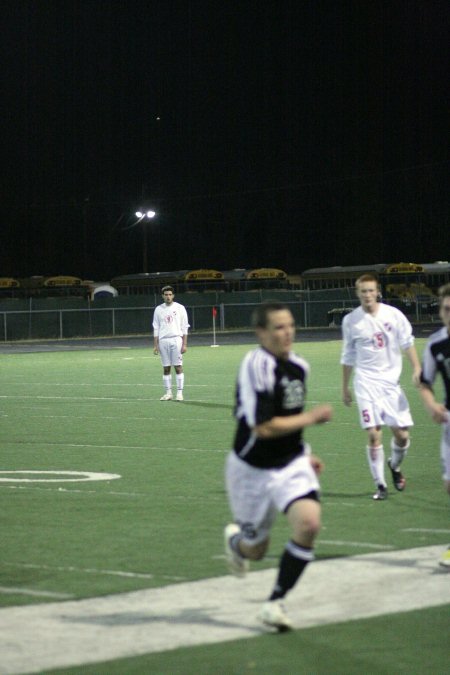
<box><xmin>419</xmin><ymin>283</ymin><xmax>450</xmax><ymax>568</ymax></box>
<box><xmin>224</xmin><ymin>302</ymin><xmax>333</xmax><ymax>631</ymax></box>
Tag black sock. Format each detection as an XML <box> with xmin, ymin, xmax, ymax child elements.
<box><xmin>269</xmin><ymin>541</ymin><xmax>314</xmax><ymax>601</ymax></box>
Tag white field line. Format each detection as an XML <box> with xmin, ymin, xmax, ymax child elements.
<box><xmin>0</xmin><ymin>545</ymin><xmax>448</xmax><ymax>675</ymax></box>
<box><xmin>0</xmin><ymin>383</ymin><xmax>233</xmax><ymax>389</ymax></box>
<box><xmin>5</xmin><ymin>414</ymin><xmax>232</xmax><ymax>424</ymax></box>
<box><xmin>317</xmin><ymin>539</ymin><xmax>394</xmax><ymax>549</ymax></box>
<box><xmin>1</xmin><ymin>562</ymin><xmax>184</xmax><ymax>582</ymax></box>
<box><xmin>0</xmin><ymin>587</ymin><xmax>73</xmax><ymax>600</ymax></box>
<box><xmin>2</xmin><ymin>442</ymin><xmax>225</xmax><ymax>453</ymax></box>
<box><xmin>402</xmin><ymin>528</ymin><xmax>450</xmax><ymax>534</ymax></box>
<box><xmin>0</xmin><ymin>396</ymin><xmax>232</xmax><ymax>404</ymax></box>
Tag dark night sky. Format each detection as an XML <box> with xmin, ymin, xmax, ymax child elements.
<box><xmin>2</xmin><ymin>0</ymin><xmax>450</xmax><ymax>281</ymax></box>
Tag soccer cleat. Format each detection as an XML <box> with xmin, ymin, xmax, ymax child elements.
<box><xmin>224</xmin><ymin>523</ymin><xmax>249</xmax><ymax>578</ymax></box>
<box><xmin>387</xmin><ymin>458</ymin><xmax>406</xmax><ymax>491</ymax></box>
<box><xmin>439</xmin><ymin>547</ymin><xmax>450</xmax><ymax>569</ymax></box>
<box><xmin>176</xmin><ymin>391</ymin><xmax>184</xmax><ymax>401</ymax></box>
<box><xmin>258</xmin><ymin>600</ymin><xmax>293</xmax><ymax>632</ymax></box>
<box><xmin>160</xmin><ymin>392</ymin><xmax>173</xmax><ymax>401</ymax></box>
<box><xmin>372</xmin><ymin>484</ymin><xmax>388</xmax><ymax>500</ymax></box>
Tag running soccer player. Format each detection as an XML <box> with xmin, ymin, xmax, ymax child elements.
<box><xmin>341</xmin><ymin>274</ymin><xmax>421</xmax><ymax>500</ymax></box>
<box><xmin>419</xmin><ymin>282</ymin><xmax>450</xmax><ymax>568</ymax></box>
<box><xmin>152</xmin><ymin>286</ymin><xmax>189</xmax><ymax>401</ymax></box>
<box><xmin>224</xmin><ymin>301</ymin><xmax>333</xmax><ymax>631</ymax></box>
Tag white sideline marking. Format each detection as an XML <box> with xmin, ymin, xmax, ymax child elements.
<box><xmin>0</xmin><ymin>546</ymin><xmax>448</xmax><ymax>675</ymax></box>
<box><xmin>0</xmin><ymin>587</ymin><xmax>73</xmax><ymax>600</ymax></box>
<box><xmin>2</xmin><ymin>562</ymin><xmax>184</xmax><ymax>582</ymax></box>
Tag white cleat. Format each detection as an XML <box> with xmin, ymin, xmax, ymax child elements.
<box><xmin>258</xmin><ymin>600</ymin><xmax>293</xmax><ymax>632</ymax></box>
<box><xmin>160</xmin><ymin>393</ymin><xmax>173</xmax><ymax>401</ymax></box>
<box><xmin>224</xmin><ymin>523</ymin><xmax>249</xmax><ymax>578</ymax></box>
<box><xmin>176</xmin><ymin>391</ymin><xmax>184</xmax><ymax>401</ymax></box>
<box><xmin>439</xmin><ymin>547</ymin><xmax>450</xmax><ymax>568</ymax></box>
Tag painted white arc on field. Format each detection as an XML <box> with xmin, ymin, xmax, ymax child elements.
<box><xmin>0</xmin><ymin>471</ymin><xmax>121</xmax><ymax>483</ymax></box>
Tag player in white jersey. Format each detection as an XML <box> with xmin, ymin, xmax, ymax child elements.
<box><xmin>419</xmin><ymin>283</ymin><xmax>450</xmax><ymax>568</ymax></box>
<box><xmin>152</xmin><ymin>286</ymin><xmax>189</xmax><ymax>401</ymax></box>
<box><xmin>224</xmin><ymin>302</ymin><xmax>333</xmax><ymax>631</ymax></box>
<box><xmin>341</xmin><ymin>274</ymin><xmax>421</xmax><ymax>500</ymax></box>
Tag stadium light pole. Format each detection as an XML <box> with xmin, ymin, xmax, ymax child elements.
<box><xmin>135</xmin><ymin>210</ymin><xmax>156</xmax><ymax>273</ymax></box>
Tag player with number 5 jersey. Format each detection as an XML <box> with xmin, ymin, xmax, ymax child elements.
<box><xmin>340</xmin><ymin>274</ymin><xmax>421</xmax><ymax>500</ymax></box>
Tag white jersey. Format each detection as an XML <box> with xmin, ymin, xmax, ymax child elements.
<box><xmin>340</xmin><ymin>303</ymin><xmax>414</xmax><ymax>394</ymax></box>
<box><xmin>152</xmin><ymin>301</ymin><xmax>189</xmax><ymax>339</ymax></box>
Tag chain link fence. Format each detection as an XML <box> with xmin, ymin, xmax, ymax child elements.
<box><xmin>0</xmin><ymin>296</ymin><xmax>439</xmax><ymax>341</ymax></box>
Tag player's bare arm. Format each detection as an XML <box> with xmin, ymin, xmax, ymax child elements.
<box><xmin>419</xmin><ymin>384</ymin><xmax>449</xmax><ymax>424</ymax></box>
<box><xmin>342</xmin><ymin>365</ymin><xmax>353</xmax><ymax>406</ymax></box>
<box><xmin>404</xmin><ymin>345</ymin><xmax>422</xmax><ymax>387</ymax></box>
<box><xmin>153</xmin><ymin>337</ymin><xmax>159</xmax><ymax>355</ymax></box>
<box><xmin>254</xmin><ymin>404</ymin><xmax>333</xmax><ymax>440</ymax></box>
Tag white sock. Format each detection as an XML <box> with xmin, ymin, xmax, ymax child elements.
<box><xmin>390</xmin><ymin>438</ymin><xmax>410</xmax><ymax>470</ymax></box>
<box><xmin>176</xmin><ymin>373</ymin><xmax>184</xmax><ymax>391</ymax></box>
<box><xmin>366</xmin><ymin>445</ymin><xmax>386</xmax><ymax>487</ymax></box>
<box><xmin>163</xmin><ymin>375</ymin><xmax>172</xmax><ymax>392</ymax></box>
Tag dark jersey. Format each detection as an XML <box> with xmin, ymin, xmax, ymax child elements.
<box><xmin>420</xmin><ymin>326</ymin><xmax>450</xmax><ymax>410</ymax></box>
<box><xmin>233</xmin><ymin>346</ymin><xmax>309</xmax><ymax>469</ymax></box>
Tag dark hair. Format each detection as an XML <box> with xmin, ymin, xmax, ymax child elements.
<box><xmin>161</xmin><ymin>285</ymin><xmax>174</xmax><ymax>293</ymax></box>
<box><xmin>251</xmin><ymin>301</ymin><xmax>291</xmax><ymax>329</ymax></box>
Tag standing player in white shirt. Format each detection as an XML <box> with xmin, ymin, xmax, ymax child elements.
<box><xmin>341</xmin><ymin>274</ymin><xmax>421</xmax><ymax>500</ymax></box>
<box><xmin>152</xmin><ymin>286</ymin><xmax>190</xmax><ymax>401</ymax></box>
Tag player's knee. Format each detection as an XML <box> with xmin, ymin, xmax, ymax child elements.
<box><xmin>304</xmin><ymin>516</ymin><xmax>321</xmax><ymax>538</ymax></box>
<box><xmin>393</xmin><ymin>429</ymin><xmax>409</xmax><ymax>447</ymax></box>
<box><xmin>368</xmin><ymin>429</ymin><xmax>381</xmax><ymax>447</ymax></box>
<box><xmin>293</xmin><ymin>513</ymin><xmax>321</xmax><ymax>542</ymax></box>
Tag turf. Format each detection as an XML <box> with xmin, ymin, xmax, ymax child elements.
<box><xmin>47</xmin><ymin>605</ymin><xmax>450</xmax><ymax>675</ymax></box>
<box><xmin>1</xmin><ymin>338</ymin><xmax>448</xmax><ymax>672</ymax></box>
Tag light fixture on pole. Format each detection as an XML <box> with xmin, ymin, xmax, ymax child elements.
<box><xmin>135</xmin><ymin>210</ymin><xmax>157</xmax><ymax>273</ymax></box>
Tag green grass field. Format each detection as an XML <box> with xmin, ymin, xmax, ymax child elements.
<box><xmin>1</xmin><ymin>337</ymin><xmax>449</xmax><ymax>674</ymax></box>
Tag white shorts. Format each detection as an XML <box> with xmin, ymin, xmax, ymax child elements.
<box><xmin>441</xmin><ymin>417</ymin><xmax>450</xmax><ymax>481</ymax></box>
<box><xmin>158</xmin><ymin>336</ymin><xmax>183</xmax><ymax>367</ymax></box>
<box><xmin>225</xmin><ymin>450</ymin><xmax>320</xmax><ymax>545</ymax></box>
<box><xmin>355</xmin><ymin>384</ymin><xmax>413</xmax><ymax>429</ymax></box>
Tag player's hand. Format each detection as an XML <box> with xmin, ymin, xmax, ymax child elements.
<box><xmin>311</xmin><ymin>404</ymin><xmax>333</xmax><ymax>424</ymax></box>
<box><xmin>412</xmin><ymin>368</ymin><xmax>422</xmax><ymax>387</ymax></box>
<box><xmin>153</xmin><ymin>348</ymin><xmax>159</xmax><ymax>355</ymax></box>
<box><xmin>430</xmin><ymin>403</ymin><xmax>449</xmax><ymax>424</ymax></box>
<box><xmin>309</xmin><ymin>454</ymin><xmax>324</xmax><ymax>475</ymax></box>
<box><xmin>342</xmin><ymin>389</ymin><xmax>352</xmax><ymax>406</ymax></box>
